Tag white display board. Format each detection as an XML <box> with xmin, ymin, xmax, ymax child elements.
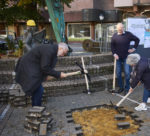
<box><xmin>127</xmin><ymin>18</ymin><xmax>145</xmax><ymax>45</ymax></box>
<box><xmin>127</xmin><ymin>18</ymin><xmax>150</xmax><ymax>48</ymax></box>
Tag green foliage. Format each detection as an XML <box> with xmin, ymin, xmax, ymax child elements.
<box><xmin>0</xmin><ymin>49</ymin><xmax>6</xmax><ymax>55</ymax></box>
<box><xmin>5</xmin><ymin>37</ymin><xmax>15</xmax><ymax>51</ymax></box>
<box><xmin>16</xmin><ymin>39</ymin><xmax>24</xmax><ymax>57</ymax></box>
<box><xmin>18</xmin><ymin>40</ymin><xmax>23</xmax><ymax>50</ymax></box>
<box><xmin>18</xmin><ymin>0</ymin><xmax>45</xmax><ymax>7</ymax></box>
<box><xmin>0</xmin><ymin>0</ymin><xmax>74</xmax><ymax>24</ymax></box>
<box><xmin>61</xmin><ymin>0</ymin><xmax>74</xmax><ymax>7</ymax></box>
<box><xmin>0</xmin><ymin>0</ymin><xmax>44</xmax><ymax>25</ymax></box>
<box><xmin>0</xmin><ymin>0</ymin><xmax>8</xmax><ymax>8</ymax></box>
<box><xmin>18</xmin><ymin>0</ymin><xmax>74</xmax><ymax>7</ymax></box>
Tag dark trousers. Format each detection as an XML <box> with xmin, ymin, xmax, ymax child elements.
<box><xmin>31</xmin><ymin>84</ymin><xmax>44</xmax><ymax>106</ymax></box>
<box><xmin>143</xmin><ymin>88</ymin><xmax>150</xmax><ymax>103</ymax></box>
<box><xmin>116</xmin><ymin>58</ymin><xmax>131</xmax><ymax>91</ymax></box>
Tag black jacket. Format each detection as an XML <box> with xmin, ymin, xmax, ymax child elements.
<box><xmin>111</xmin><ymin>31</ymin><xmax>140</xmax><ymax>59</ymax></box>
<box><xmin>15</xmin><ymin>44</ymin><xmax>61</xmax><ymax>95</ymax></box>
<box><xmin>130</xmin><ymin>57</ymin><xmax>150</xmax><ymax>90</ymax></box>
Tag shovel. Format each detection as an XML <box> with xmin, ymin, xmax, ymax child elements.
<box><xmin>116</xmin><ymin>91</ymin><xmax>132</xmax><ymax>107</ymax></box>
<box><xmin>112</xmin><ymin>58</ymin><xmax>116</xmax><ymax>92</ymax></box>
<box><xmin>110</xmin><ymin>91</ymin><xmax>132</xmax><ymax>113</ymax></box>
<box><xmin>108</xmin><ymin>58</ymin><xmax>116</xmax><ymax>93</ymax></box>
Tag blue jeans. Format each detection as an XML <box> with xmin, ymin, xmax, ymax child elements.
<box><xmin>143</xmin><ymin>88</ymin><xmax>150</xmax><ymax>103</ymax></box>
<box><xmin>116</xmin><ymin>58</ymin><xmax>131</xmax><ymax>91</ymax></box>
<box><xmin>31</xmin><ymin>84</ymin><xmax>44</xmax><ymax>106</ymax></box>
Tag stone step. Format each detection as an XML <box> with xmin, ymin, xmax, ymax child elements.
<box><xmin>0</xmin><ymin>63</ymin><xmax>113</xmax><ymax>84</ymax></box>
<box><xmin>56</xmin><ymin>53</ymin><xmax>113</xmax><ymax>66</ymax></box>
<box><xmin>55</xmin><ymin>62</ymin><xmax>113</xmax><ymax>81</ymax></box>
<box><xmin>43</xmin><ymin>74</ymin><xmax>113</xmax><ymax>97</ymax></box>
<box><xmin>0</xmin><ymin>53</ymin><xmax>114</xmax><ymax>103</ymax></box>
<box><xmin>0</xmin><ymin>53</ymin><xmax>113</xmax><ymax>71</ymax></box>
<box><xmin>0</xmin><ymin>58</ymin><xmax>16</xmax><ymax>71</ymax></box>
<box><xmin>0</xmin><ymin>74</ymin><xmax>114</xmax><ymax>104</ymax></box>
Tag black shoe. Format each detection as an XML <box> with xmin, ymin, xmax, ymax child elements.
<box><xmin>83</xmin><ymin>90</ymin><xmax>91</xmax><ymax>94</ymax></box>
<box><xmin>116</xmin><ymin>88</ymin><xmax>124</xmax><ymax>93</ymax></box>
<box><xmin>124</xmin><ymin>90</ymin><xmax>129</xmax><ymax>95</ymax></box>
<box><xmin>111</xmin><ymin>88</ymin><xmax>124</xmax><ymax>93</ymax></box>
<box><xmin>109</xmin><ymin>89</ymin><xmax>116</xmax><ymax>93</ymax></box>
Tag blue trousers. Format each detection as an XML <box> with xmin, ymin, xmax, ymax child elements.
<box><xmin>143</xmin><ymin>88</ymin><xmax>150</xmax><ymax>103</ymax></box>
<box><xmin>116</xmin><ymin>58</ymin><xmax>131</xmax><ymax>91</ymax></box>
<box><xmin>31</xmin><ymin>84</ymin><xmax>44</xmax><ymax>106</ymax></box>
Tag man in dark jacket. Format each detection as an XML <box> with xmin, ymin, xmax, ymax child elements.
<box><xmin>127</xmin><ymin>53</ymin><xmax>150</xmax><ymax>111</ymax></box>
<box><xmin>111</xmin><ymin>23</ymin><xmax>140</xmax><ymax>94</ymax></box>
<box><xmin>15</xmin><ymin>42</ymin><xmax>68</xmax><ymax>106</ymax></box>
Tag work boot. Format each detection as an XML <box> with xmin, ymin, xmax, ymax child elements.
<box><xmin>124</xmin><ymin>90</ymin><xmax>129</xmax><ymax>96</ymax></box>
<box><xmin>135</xmin><ymin>103</ymin><xmax>147</xmax><ymax>111</ymax></box>
<box><xmin>116</xmin><ymin>88</ymin><xmax>124</xmax><ymax>93</ymax></box>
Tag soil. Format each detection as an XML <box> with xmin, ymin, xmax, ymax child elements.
<box><xmin>72</xmin><ymin>108</ymin><xmax>139</xmax><ymax>136</ymax></box>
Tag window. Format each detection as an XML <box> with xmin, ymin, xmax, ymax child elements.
<box><xmin>67</xmin><ymin>23</ymin><xmax>91</xmax><ymax>38</ymax></box>
<box><xmin>95</xmin><ymin>23</ymin><xmax>117</xmax><ymax>52</ymax></box>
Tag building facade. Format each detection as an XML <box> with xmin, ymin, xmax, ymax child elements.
<box><xmin>64</xmin><ymin>0</ymin><xmax>122</xmax><ymax>43</ymax></box>
<box><xmin>1</xmin><ymin>0</ymin><xmax>150</xmax><ymax>46</ymax></box>
<box><xmin>114</xmin><ymin>0</ymin><xmax>150</xmax><ymax>17</ymax></box>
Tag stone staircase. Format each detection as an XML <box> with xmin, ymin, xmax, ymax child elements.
<box><xmin>0</xmin><ymin>53</ymin><xmax>114</xmax><ymax>106</ymax></box>
<box><xmin>44</xmin><ymin>53</ymin><xmax>114</xmax><ymax>96</ymax></box>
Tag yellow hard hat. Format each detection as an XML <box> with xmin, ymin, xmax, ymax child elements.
<box><xmin>26</xmin><ymin>20</ymin><xmax>36</xmax><ymax>26</ymax></box>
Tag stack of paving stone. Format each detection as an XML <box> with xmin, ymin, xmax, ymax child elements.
<box><xmin>0</xmin><ymin>58</ymin><xmax>15</xmax><ymax>84</ymax></box>
<box><xmin>0</xmin><ymin>58</ymin><xmax>16</xmax><ymax>71</ymax></box>
<box><xmin>0</xmin><ymin>71</ymin><xmax>13</xmax><ymax>84</ymax></box>
<box><xmin>9</xmin><ymin>86</ymin><xmax>28</xmax><ymax>107</ymax></box>
<box><xmin>0</xmin><ymin>59</ymin><xmax>16</xmax><ymax>104</ymax></box>
<box><xmin>42</xmin><ymin>90</ymin><xmax>48</xmax><ymax>104</ymax></box>
<box><xmin>0</xmin><ymin>53</ymin><xmax>114</xmax><ymax>99</ymax></box>
<box><xmin>24</xmin><ymin>106</ymin><xmax>53</xmax><ymax>135</ymax></box>
<box><xmin>9</xmin><ymin>84</ymin><xmax>48</xmax><ymax>107</ymax></box>
<box><xmin>0</xmin><ymin>87</ymin><xmax>9</xmax><ymax>103</ymax></box>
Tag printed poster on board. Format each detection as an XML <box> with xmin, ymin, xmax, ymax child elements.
<box><xmin>127</xmin><ymin>18</ymin><xmax>150</xmax><ymax>48</ymax></box>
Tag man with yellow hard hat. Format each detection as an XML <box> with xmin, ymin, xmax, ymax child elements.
<box><xmin>23</xmin><ymin>20</ymin><xmax>38</xmax><ymax>53</ymax></box>
<box><xmin>26</xmin><ymin>20</ymin><xmax>36</xmax><ymax>26</ymax></box>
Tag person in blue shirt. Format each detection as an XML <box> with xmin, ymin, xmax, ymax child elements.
<box><xmin>111</xmin><ymin>23</ymin><xmax>140</xmax><ymax>94</ymax></box>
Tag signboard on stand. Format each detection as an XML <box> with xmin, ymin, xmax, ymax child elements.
<box><xmin>126</xmin><ymin>18</ymin><xmax>150</xmax><ymax>58</ymax></box>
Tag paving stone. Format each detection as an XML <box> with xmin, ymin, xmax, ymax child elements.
<box><xmin>114</xmin><ymin>114</ymin><xmax>126</xmax><ymax>120</ymax></box>
<box><xmin>117</xmin><ymin>122</ymin><xmax>130</xmax><ymax>129</ymax></box>
<box><xmin>39</xmin><ymin>123</ymin><xmax>47</xmax><ymax>136</ymax></box>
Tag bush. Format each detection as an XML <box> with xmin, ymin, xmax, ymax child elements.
<box><xmin>5</xmin><ymin>37</ymin><xmax>15</xmax><ymax>51</ymax></box>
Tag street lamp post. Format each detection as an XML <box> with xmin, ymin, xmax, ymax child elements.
<box><xmin>99</xmin><ymin>14</ymin><xmax>104</xmax><ymax>53</ymax></box>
